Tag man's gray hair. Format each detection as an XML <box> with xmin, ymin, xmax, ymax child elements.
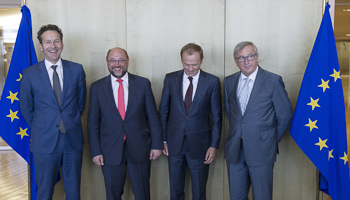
<box><xmin>233</xmin><ymin>41</ymin><xmax>259</xmax><ymax>58</ymax></box>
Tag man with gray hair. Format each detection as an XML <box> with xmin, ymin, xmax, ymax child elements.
<box><xmin>224</xmin><ymin>41</ymin><xmax>293</xmax><ymax>200</ymax></box>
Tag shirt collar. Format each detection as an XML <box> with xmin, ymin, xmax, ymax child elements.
<box><xmin>183</xmin><ymin>69</ymin><xmax>201</xmax><ymax>81</ymax></box>
<box><xmin>45</xmin><ymin>58</ymin><xmax>63</xmax><ymax>71</ymax></box>
<box><xmin>240</xmin><ymin>66</ymin><xmax>258</xmax><ymax>82</ymax></box>
<box><xmin>111</xmin><ymin>72</ymin><xmax>129</xmax><ymax>83</ymax></box>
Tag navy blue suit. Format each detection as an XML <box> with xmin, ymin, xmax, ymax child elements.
<box><xmin>88</xmin><ymin>73</ymin><xmax>163</xmax><ymax>200</ymax></box>
<box><xmin>20</xmin><ymin>59</ymin><xmax>86</xmax><ymax>199</ymax></box>
<box><xmin>159</xmin><ymin>70</ymin><xmax>222</xmax><ymax>200</ymax></box>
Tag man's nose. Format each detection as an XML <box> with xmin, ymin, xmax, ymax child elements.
<box><xmin>244</xmin><ymin>57</ymin><xmax>249</xmax><ymax>64</ymax></box>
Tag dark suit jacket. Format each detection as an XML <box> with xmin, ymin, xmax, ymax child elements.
<box><xmin>20</xmin><ymin>59</ymin><xmax>86</xmax><ymax>154</ymax></box>
<box><xmin>88</xmin><ymin>73</ymin><xmax>163</xmax><ymax>166</ymax></box>
<box><xmin>159</xmin><ymin>70</ymin><xmax>222</xmax><ymax>159</ymax></box>
<box><xmin>224</xmin><ymin>66</ymin><xmax>293</xmax><ymax>166</ymax></box>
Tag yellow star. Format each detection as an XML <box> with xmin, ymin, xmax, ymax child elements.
<box><xmin>305</xmin><ymin>118</ymin><xmax>318</xmax><ymax>132</ymax></box>
<box><xmin>6</xmin><ymin>91</ymin><xmax>19</xmax><ymax>104</ymax></box>
<box><xmin>329</xmin><ymin>69</ymin><xmax>341</xmax><ymax>82</ymax></box>
<box><xmin>307</xmin><ymin>97</ymin><xmax>320</xmax><ymax>111</ymax></box>
<box><xmin>318</xmin><ymin>79</ymin><xmax>330</xmax><ymax>92</ymax></box>
<box><xmin>315</xmin><ymin>137</ymin><xmax>328</xmax><ymax>151</ymax></box>
<box><xmin>328</xmin><ymin>149</ymin><xmax>334</xmax><ymax>161</ymax></box>
<box><xmin>6</xmin><ymin>109</ymin><xmax>19</xmax><ymax>122</ymax></box>
<box><xmin>16</xmin><ymin>73</ymin><xmax>22</xmax><ymax>81</ymax></box>
<box><xmin>340</xmin><ymin>152</ymin><xmax>348</xmax><ymax>165</ymax></box>
<box><xmin>16</xmin><ymin>127</ymin><xmax>29</xmax><ymax>139</ymax></box>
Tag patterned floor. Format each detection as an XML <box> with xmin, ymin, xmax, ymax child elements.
<box><xmin>0</xmin><ymin>138</ymin><xmax>28</xmax><ymax>200</ymax></box>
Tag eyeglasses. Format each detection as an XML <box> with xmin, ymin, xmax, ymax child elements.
<box><xmin>107</xmin><ymin>59</ymin><xmax>128</xmax><ymax>64</ymax></box>
<box><xmin>235</xmin><ymin>54</ymin><xmax>256</xmax><ymax>63</ymax></box>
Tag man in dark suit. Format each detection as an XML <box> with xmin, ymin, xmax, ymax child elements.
<box><xmin>20</xmin><ymin>24</ymin><xmax>86</xmax><ymax>199</ymax></box>
<box><xmin>88</xmin><ymin>47</ymin><xmax>163</xmax><ymax>200</ymax></box>
<box><xmin>159</xmin><ymin>43</ymin><xmax>222</xmax><ymax>200</ymax></box>
<box><xmin>224</xmin><ymin>41</ymin><xmax>293</xmax><ymax>200</ymax></box>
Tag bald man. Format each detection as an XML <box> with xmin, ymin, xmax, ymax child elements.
<box><xmin>88</xmin><ymin>47</ymin><xmax>163</xmax><ymax>200</ymax></box>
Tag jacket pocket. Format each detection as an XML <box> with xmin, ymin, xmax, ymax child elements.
<box><xmin>261</xmin><ymin>128</ymin><xmax>276</xmax><ymax>140</ymax></box>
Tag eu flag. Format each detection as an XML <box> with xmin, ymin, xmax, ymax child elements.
<box><xmin>290</xmin><ymin>3</ymin><xmax>350</xmax><ymax>199</ymax></box>
<box><xmin>0</xmin><ymin>5</ymin><xmax>38</xmax><ymax>200</ymax></box>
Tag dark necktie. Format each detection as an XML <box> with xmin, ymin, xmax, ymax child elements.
<box><xmin>184</xmin><ymin>77</ymin><xmax>193</xmax><ymax>114</ymax></box>
<box><xmin>52</xmin><ymin>65</ymin><xmax>66</xmax><ymax>133</ymax></box>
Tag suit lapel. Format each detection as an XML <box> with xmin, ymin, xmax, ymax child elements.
<box><xmin>102</xmin><ymin>75</ymin><xmax>121</xmax><ymax>119</ymax></box>
<box><xmin>176</xmin><ymin>70</ymin><xmax>186</xmax><ymax>114</ymax></box>
<box><xmin>231</xmin><ymin>73</ymin><xmax>242</xmax><ymax>114</ymax></box>
<box><xmin>245</xmin><ymin>66</ymin><xmax>265</xmax><ymax>114</ymax></box>
<box><xmin>38</xmin><ymin>61</ymin><xmax>58</xmax><ymax>106</ymax></box>
<box><xmin>61</xmin><ymin>59</ymin><xmax>71</xmax><ymax>107</ymax></box>
<box><xmin>125</xmin><ymin>73</ymin><xmax>137</xmax><ymax>120</ymax></box>
<box><xmin>189</xmin><ymin>70</ymin><xmax>206</xmax><ymax>114</ymax></box>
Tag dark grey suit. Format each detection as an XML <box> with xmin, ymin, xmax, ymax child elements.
<box><xmin>160</xmin><ymin>69</ymin><xmax>222</xmax><ymax>200</ymax></box>
<box><xmin>88</xmin><ymin>73</ymin><xmax>163</xmax><ymax>200</ymax></box>
<box><xmin>224</xmin><ymin>66</ymin><xmax>293</xmax><ymax>200</ymax></box>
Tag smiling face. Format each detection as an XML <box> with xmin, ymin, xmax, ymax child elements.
<box><xmin>39</xmin><ymin>30</ymin><xmax>63</xmax><ymax>64</ymax></box>
<box><xmin>182</xmin><ymin>51</ymin><xmax>202</xmax><ymax>77</ymax></box>
<box><xmin>106</xmin><ymin>48</ymin><xmax>129</xmax><ymax>79</ymax></box>
<box><xmin>234</xmin><ymin>44</ymin><xmax>259</xmax><ymax>77</ymax></box>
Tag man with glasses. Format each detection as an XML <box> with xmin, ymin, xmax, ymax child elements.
<box><xmin>224</xmin><ymin>41</ymin><xmax>293</xmax><ymax>200</ymax></box>
<box><xmin>87</xmin><ymin>47</ymin><xmax>163</xmax><ymax>200</ymax></box>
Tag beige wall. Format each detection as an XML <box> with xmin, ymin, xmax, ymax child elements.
<box><xmin>27</xmin><ymin>0</ymin><xmax>322</xmax><ymax>199</ymax></box>
<box><xmin>337</xmin><ymin>41</ymin><xmax>350</xmax><ymax>75</ymax></box>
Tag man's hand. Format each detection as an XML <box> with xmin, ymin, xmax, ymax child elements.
<box><xmin>150</xmin><ymin>150</ymin><xmax>162</xmax><ymax>160</ymax></box>
<box><xmin>92</xmin><ymin>155</ymin><xmax>104</xmax><ymax>166</ymax></box>
<box><xmin>163</xmin><ymin>143</ymin><xmax>169</xmax><ymax>156</ymax></box>
<box><xmin>204</xmin><ymin>147</ymin><xmax>216</xmax><ymax>164</ymax></box>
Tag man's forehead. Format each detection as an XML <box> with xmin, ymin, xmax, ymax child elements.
<box><xmin>108</xmin><ymin>51</ymin><xmax>127</xmax><ymax>59</ymax></box>
<box><xmin>237</xmin><ymin>45</ymin><xmax>255</xmax><ymax>55</ymax></box>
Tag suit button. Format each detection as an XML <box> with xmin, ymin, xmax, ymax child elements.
<box><xmin>60</xmin><ymin>110</ymin><xmax>62</xmax><ymax>113</ymax></box>
<box><xmin>56</xmin><ymin>125</ymin><xmax>59</xmax><ymax>127</ymax></box>
<box><xmin>242</xmin><ymin>121</ymin><xmax>244</xmax><ymax>123</ymax></box>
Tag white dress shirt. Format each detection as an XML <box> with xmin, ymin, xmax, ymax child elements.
<box><xmin>111</xmin><ymin>72</ymin><xmax>129</xmax><ymax>111</ymax></box>
<box><xmin>45</xmin><ymin>58</ymin><xmax>64</xmax><ymax>92</ymax></box>
<box><xmin>237</xmin><ymin>67</ymin><xmax>258</xmax><ymax>104</ymax></box>
<box><xmin>182</xmin><ymin>70</ymin><xmax>200</xmax><ymax>101</ymax></box>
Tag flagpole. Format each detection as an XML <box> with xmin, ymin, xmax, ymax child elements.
<box><xmin>322</xmin><ymin>4</ymin><xmax>331</xmax><ymax>200</ymax></box>
<box><xmin>322</xmin><ymin>0</ymin><xmax>326</xmax><ymax>15</ymax></box>
<box><xmin>22</xmin><ymin>2</ymin><xmax>31</xmax><ymax>200</ymax></box>
<box><xmin>322</xmin><ymin>1</ymin><xmax>334</xmax><ymax>200</ymax></box>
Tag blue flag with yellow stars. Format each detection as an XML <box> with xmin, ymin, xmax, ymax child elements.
<box><xmin>0</xmin><ymin>5</ymin><xmax>38</xmax><ymax>200</ymax></box>
<box><xmin>290</xmin><ymin>3</ymin><xmax>350</xmax><ymax>199</ymax></box>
